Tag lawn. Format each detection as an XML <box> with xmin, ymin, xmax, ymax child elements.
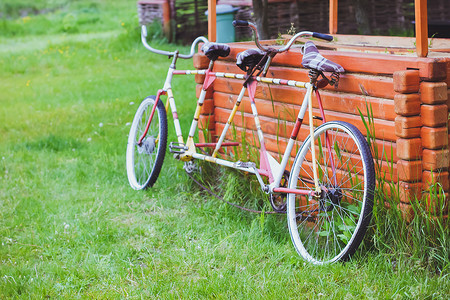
<box><xmin>0</xmin><ymin>0</ymin><xmax>448</xmax><ymax>298</ymax></box>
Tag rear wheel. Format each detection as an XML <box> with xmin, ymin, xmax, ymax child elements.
<box><xmin>287</xmin><ymin>121</ymin><xmax>375</xmax><ymax>264</ymax></box>
<box><xmin>126</xmin><ymin>96</ymin><xmax>167</xmax><ymax>190</ymax></box>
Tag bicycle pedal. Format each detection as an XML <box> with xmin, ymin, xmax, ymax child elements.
<box><xmin>169</xmin><ymin>142</ymin><xmax>188</xmax><ymax>154</ymax></box>
<box><xmin>183</xmin><ymin>161</ymin><xmax>201</xmax><ymax>174</ymax></box>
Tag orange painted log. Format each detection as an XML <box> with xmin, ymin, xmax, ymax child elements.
<box><xmin>422</xmin><ymin>193</ymin><xmax>449</xmax><ymax>215</ymax></box>
<box><xmin>216</xmin><ymin>122</ymin><xmax>398</xmax><ymax>183</ymax></box>
<box><xmin>215</xmin><ymin>122</ymin><xmax>298</xmax><ymax>160</ymax></box>
<box><xmin>398</xmin><ymin>181</ymin><xmax>422</xmax><ymax>203</ymax></box>
<box><xmin>420</xmin><ymin>82</ymin><xmax>448</xmax><ymax>104</ymax></box>
<box><xmin>193</xmin><ymin>53</ymin><xmax>209</xmax><ymax>69</ymax></box>
<box><xmin>224</xmin><ymin>44</ymin><xmax>447</xmax><ymax>81</ymax></box>
<box><xmin>423</xmin><ymin>170</ymin><xmax>449</xmax><ymax>191</ymax></box>
<box><xmin>395</xmin><ymin>116</ymin><xmax>422</xmax><ymax>138</ymax></box>
<box><xmin>217</xmin><ymin>116</ymin><xmax>398</xmax><ymax>163</ymax></box>
<box><xmin>198</xmin><ymin>129</ymin><xmax>216</xmax><ymax>144</ymax></box>
<box><xmin>421</xmin><ymin>104</ymin><xmax>448</xmax><ymax>127</ymax></box>
<box><xmin>421</xmin><ymin>126</ymin><xmax>449</xmax><ymax>149</ymax></box>
<box><xmin>397</xmin><ymin>159</ymin><xmax>422</xmax><ymax>182</ymax></box>
<box><xmin>213</xmin><ymin>61</ymin><xmax>396</xmax><ymax>99</ymax></box>
<box><xmin>393</xmin><ymin>70</ymin><xmax>420</xmax><ymax>93</ymax></box>
<box><xmin>396</xmin><ymin>138</ymin><xmax>422</xmax><ymax>160</ymax></box>
<box><xmin>198</xmin><ymin>114</ymin><xmax>215</xmax><ymax>130</ymax></box>
<box><xmin>196</xmin><ymin>84</ymin><xmax>214</xmax><ymax>99</ymax></box>
<box><xmin>213</xmin><ymin>80</ymin><xmax>397</xmax><ymax>121</ymax></box>
<box><xmin>195</xmin><ymin>74</ymin><xmax>205</xmax><ymax>84</ymax></box>
<box><xmin>214</xmin><ymin>98</ymin><xmax>397</xmax><ymax>141</ymax></box>
<box><xmin>397</xmin><ymin>202</ymin><xmax>415</xmax><ymax>222</ymax></box>
<box><xmin>447</xmin><ymin>89</ymin><xmax>450</xmax><ymax>109</ymax></box>
<box><xmin>445</xmin><ymin>60</ymin><xmax>450</xmax><ymax>86</ymax></box>
<box><xmin>422</xmin><ymin>149</ymin><xmax>449</xmax><ymax>171</ymax></box>
<box><xmin>394</xmin><ymin>93</ymin><xmax>421</xmax><ymax>116</ymax></box>
<box><xmin>200</xmin><ymin>99</ymin><xmax>215</xmax><ymax>115</ymax></box>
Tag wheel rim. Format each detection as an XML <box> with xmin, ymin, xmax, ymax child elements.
<box><xmin>127</xmin><ymin>99</ymin><xmax>161</xmax><ymax>190</ymax></box>
<box><xmin>288</xmin><ymin>122</ymin><xmax>371</xmax><ymax>264</ymax></box>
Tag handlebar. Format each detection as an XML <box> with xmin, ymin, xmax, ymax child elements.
<box><xmin>232</xmin><ymin>20</ymin><xmax>333</xmax><ymax>53</ymax></box>
<box><xmin>141</xmin><ymin>25</ymin><xmax>209</xmax><ymax>59</ymax></box>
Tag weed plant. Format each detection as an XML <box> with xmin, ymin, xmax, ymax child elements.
<box><xmin>359</xmin><ymin>104</ymin><xmax>449</xmax><ymax>276</ymax></box>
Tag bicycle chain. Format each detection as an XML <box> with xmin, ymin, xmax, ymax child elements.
<box><xmin>185</xmin><ymin>171</ymin><xmax>286</xmax><ymax>215</ymax></box>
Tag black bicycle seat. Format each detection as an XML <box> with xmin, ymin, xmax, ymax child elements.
<box><xmin>301</xmin><ymin>41</ymin><xmax>344</xmax><ymax>73</ymax></box>
<box><xmin>201</xmin><ymin>42</ymin><xmax>231</xmax><ymax>61</ymax></box>
<box><xmin>236</xmin><ymin>48</ymin><xmax>268</xmax><ymax>72</ymax></box>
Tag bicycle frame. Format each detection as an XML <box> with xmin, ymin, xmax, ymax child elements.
<box><xmin>141</xmin><ymin>51</ymin><xmax>336</xmax><ymax>198</ymax></box>
<box><xmin>130</xmin><ymin>23</ymin><xmax>376</xmax><ymax>265</ymax></box>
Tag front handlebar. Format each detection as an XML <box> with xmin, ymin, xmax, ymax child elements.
<box><xmin>141</xmin><ymin>25</ymin><xmax>209</xmax><ymax>59</ymax></box>
<box><xmin>232</xmin><ymin>21</ymin><xmax>333</xmax><ymax>53</ymax></box>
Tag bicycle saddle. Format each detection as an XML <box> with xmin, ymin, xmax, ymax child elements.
<box><xmin>236</xmin><ymin>48</ymin><xmax>268</xmax><ymax>72</ymax></box>
<box><xmin>201</xmin><ymin>42</ymin><xmax>231</xmax><ymax>61</ymax></box>
<box><xmin>301</xmin><ymin>41</ymin><xmax>344</xmax><ymax>73</ymax></box>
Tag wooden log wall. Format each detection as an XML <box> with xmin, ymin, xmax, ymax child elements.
<box><xmin>193</xmin><ymin>42</ymin><xmax>449</xmax><ymax>218</ymax></box>
<box><xmin>219</xmin><ymin>0</ymin><xmax>450</xmax><ymax>39</ymax></box>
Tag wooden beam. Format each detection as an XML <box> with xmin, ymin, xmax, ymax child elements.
<box><xmin>208</xmin><ymin>0</ymin><xmax>216</xmax><ymax>42</ymax></box>
<box><xmin>329</xmin><ymin>0</ymin><xmax>338</xmax><ymax>34</ymax></box>
<box><xmin>415</xmin><ymin>0</ymin><xmax>428</xmax><ymax>57</ymax></box>
<box><xmin>162</xmin><ymin>0</ymin><xmax>171</xmax><ymax>41</ymax></box>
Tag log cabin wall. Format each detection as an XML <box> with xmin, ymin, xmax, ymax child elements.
<box><xmin>219</xmin><ymin>0</ymin><xmax>450</xmax><ymax>39</ymax></box>
<box><xmin>193</xmin><ymin>42</ymin><xmax>450</xmax><ymax>218</ymax></box>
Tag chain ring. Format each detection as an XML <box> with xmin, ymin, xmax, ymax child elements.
<box><xmin>270</xmin><ymin>170</ymin><xmax>290</xmax><ymax>212</ymax></box>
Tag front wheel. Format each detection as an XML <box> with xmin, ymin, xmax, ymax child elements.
<box><xmin>287</xmin><ymin>121</ymin><xmax>375</xmax><ymax>264</ymax></box>
<box><xmin>126</xmin><ymin>96</ymin><xmax>168</xmax><ymax>190</ymax></box>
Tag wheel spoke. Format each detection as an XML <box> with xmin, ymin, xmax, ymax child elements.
<box><xmin>287</xmin><ymin>121</ymin><xmax>374</xmax><ymax>264</ymax></box>
<box><xmin>126</xmin><ymin>96</ymin><xmax>167</xmax><ymax>190</ymax></box>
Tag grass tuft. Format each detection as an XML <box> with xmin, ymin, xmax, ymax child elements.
<box><xmin>359</xmin><ymin>102</ymin><xmax>449</xmax><ymax>276</ymax></box>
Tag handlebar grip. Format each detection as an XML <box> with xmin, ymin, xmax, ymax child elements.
<box><xmin>312</xmin><ymin>32</ymin><xmax>333</xmax><ymax>42</ymax></box>
<box><xmin>233</xmin><ymin>20</ymin><xmax>249</xmax><ymax>27</ymax></box>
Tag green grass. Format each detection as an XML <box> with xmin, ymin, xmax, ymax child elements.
<box><xmin>1</xmin><ymin>0</ymin><xmax>449</xmax><ymax>298</ymax></box>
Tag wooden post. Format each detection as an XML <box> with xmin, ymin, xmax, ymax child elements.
<box><xmin>329</xmin><ymin>0</ymin><xmax>338</xmax><ymax>34</ymax></box>
<box><xmin>162</xmin><ymin>0</ymin><xmax>171</xmax><ymax>41</ymax></box>
<box><xmin>208</xmin><ymin>0</ymin><xmax>217</xmax><ymax>42</ymax></box>
<box><xmin>415</xmin><ymin>0</ymin><xmax>428</xmax><ymax>57</ymax></box>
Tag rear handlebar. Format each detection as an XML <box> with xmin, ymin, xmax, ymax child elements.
<box><xmin>141</xmin><ymin>25</ymin><xmax>209</xmax><ymax>59</ymax></box>
<box><xmin>232</xmin><ymin>20</ymin><xmax>333</xmax><ymax>53</ymax></box>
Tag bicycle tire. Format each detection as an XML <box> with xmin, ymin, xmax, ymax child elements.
<box><xmin>126</xmin><ymin>96</ymin><xmax>168</xmax><ymax>190</ymax></box>
<box><xmin>287</xmin><ymin>121</ymin><xmax>375</xmax><ymax>264</ymax></box>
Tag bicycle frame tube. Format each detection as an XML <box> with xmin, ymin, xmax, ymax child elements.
<box><xmin>138</xmin><ymin>89</ymin><xmax>166</xmax><ymax>145</ymax></box>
